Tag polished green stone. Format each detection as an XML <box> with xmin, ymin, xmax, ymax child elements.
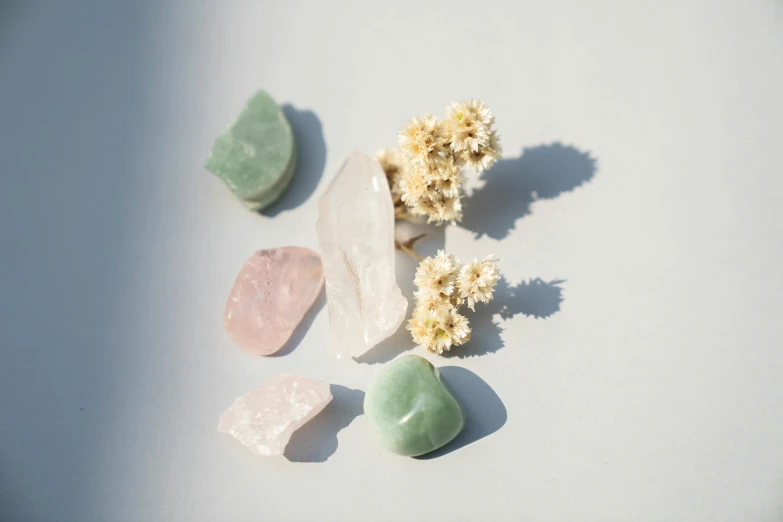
<box><xmin>205</xmin><ymin>90</ymin><xmax>296</xmax><ymax>210</ymax></box>
<box><xmin>364</xmin><ymin>355</ymin><xmax>465</xmax><ymax>457</ymax></box>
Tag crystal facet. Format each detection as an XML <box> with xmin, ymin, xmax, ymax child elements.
<box><xmin>205</xmin><ymin>90</ymin><xmax>296</xmax><ymax>210</ymax></box>
<box><xmin>224</xmin><ymin>247</ymin><xmax>323</xmax><ymax>356</ymax></box>
<box><xmin>316</xmin><ymin>151</ymin><xmax>408</xmax><ymax>358</ymax></box>
<box><xmin>218</xmin><ymin>374</ymin><xmax>332</xmax><ymax>456</ymax></box>
<box><xmin>364</xmin><ymin>355</ymin><xmax>465</xmax><ymax>457</ymax></box>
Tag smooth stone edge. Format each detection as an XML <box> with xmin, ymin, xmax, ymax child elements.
<box><xmin>243</xmin><ymin>139</ymin><xmax>297</xmax><ymax>211</ymax></box>
<box><xmin>364</xmin><ymin>355</ymin><xmax>466</xmax><ymax>457</ymax></box>
<box><xmin>224</xmin><ymin>246</ymin><xmax>324</xmax><ymax>356</ymax></box>
<box><xmin>258</xmin><ymin>244</ymin><xmax>323</xmax><ymax>355</ymax></box>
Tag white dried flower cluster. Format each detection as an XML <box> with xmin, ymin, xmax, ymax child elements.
<box><xmin>375</xmin><ymin>148</ymin><xmax>408</xmax><ymax>213</ymax></box>
<box><xmin>390</xmin><ymin>99</ymin><xmax>501</xmax><ymax>224</ymax></box>
<box><xmin>407</xmin><ymin>250</ymin><xmax>501</xmax><ymax>354</ymax></box>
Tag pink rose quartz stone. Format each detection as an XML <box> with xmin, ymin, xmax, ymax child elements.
<box><xmin>224</xmin><ymin>247</ymin><xmax>324</xmax><ymax>355</ymax></box>
<box><xmin>218</xmin><ymin>374</ymin><xmax>333</xmax><ymax>456</ymax></box>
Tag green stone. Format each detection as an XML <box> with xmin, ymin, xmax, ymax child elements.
<box><xmin>364</xmin><ymin>355</ymin><xmax>465</xmax><ymax>457</ymax></box>
<box><xmin>205</xmin><ymin>90</ymin><xmax>296</xmax><ymax>210</ymax></box>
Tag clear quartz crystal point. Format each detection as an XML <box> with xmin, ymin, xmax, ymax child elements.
<box><xmin>316</xmin><ymin>151</ymin><xmax>408</xmax><ymax>358</ymax></box>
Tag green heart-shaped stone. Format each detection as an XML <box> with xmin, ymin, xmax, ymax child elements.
<box><xmin>364</xmin><ymin>355</ymin><xmax>465</xmax><ymax>457</ymax></box>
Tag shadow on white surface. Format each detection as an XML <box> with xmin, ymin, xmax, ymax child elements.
<box><xmin>461</xmin><ymin>142</ymin><xmax>597</xmax><ymax>240</ymax></box>
<box><xmin>260</xmin><ymin>105</ymin><xmax>326</xmax><ymax>217</ymax></box>
<box><xmin>416</xmin><ymin>366</ymin><xmax>506</xmax><ymax>460</ymax></box>
<box><xmin>445</xmin><ymin>277</ymin><xmax>565</xmax><ymax>358</ymax></box>
<box><xmin>0</xmin><ymin>2</ymin><xmax>162</xmax><ymax>520</ymax></box>
<box><xmin>284</xmin><ymin>385</ymin><xmax>364</xmax><ymax>463</ymax></box>
<box><xmin>0</xmin><ymin>1</ymin><xmax>24</xmax><ymax>52</ymax></box>
<box><xmin>500</xmin><ymin>278</ymin><xmax>566</xmax><ymax>320</ymax></box>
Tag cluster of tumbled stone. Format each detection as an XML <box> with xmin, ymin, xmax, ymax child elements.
<box><xmin>209</xmin><ymin>93</ymin><xmax>466</xmax><ymax>458</ymax></box>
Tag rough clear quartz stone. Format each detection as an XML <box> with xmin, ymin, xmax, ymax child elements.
<box><xmin>218</xmin><ymin>374</ymin><xmax>332</xmax><ymax>456</ymax></box>
<box><xmin>316</xmin><ymin>151</ymin><xmax>408</xmax><ymax>358</ymax></box>
<box><xmin>224</xmin><ymin>247</ymin><xmax>323</xmax><ymax>356</ymax></box>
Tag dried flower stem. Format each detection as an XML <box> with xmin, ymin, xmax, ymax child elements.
<box><xmin>394</xmin><ymin>233</ymin><xmax>426</xmax><ymax>261</ymax></box>
<box><xmin>394</xmin><ymin>208</ymin><xmax>416</xmax><ymax>220</ymax></box>
<box><xmin>397</xmin><ymin>242</ymin><xmax>423</xmax><ymax>261</ymax></box>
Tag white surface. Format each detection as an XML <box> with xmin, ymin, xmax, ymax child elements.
<box><xmin>1</xmin><ymin>1</ymin><xmax>783</xmax><ymax>521</ymax></box>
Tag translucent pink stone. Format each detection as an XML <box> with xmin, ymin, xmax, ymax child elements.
<box><xmin>218</xmin><ymin>374</ymin><xmax>332</xmax><ymax>456</ymax></box>
<box><xmin>224</xmin><ymin>247</ymin><xmax>324</xmax><ymax>355</ymax></box>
